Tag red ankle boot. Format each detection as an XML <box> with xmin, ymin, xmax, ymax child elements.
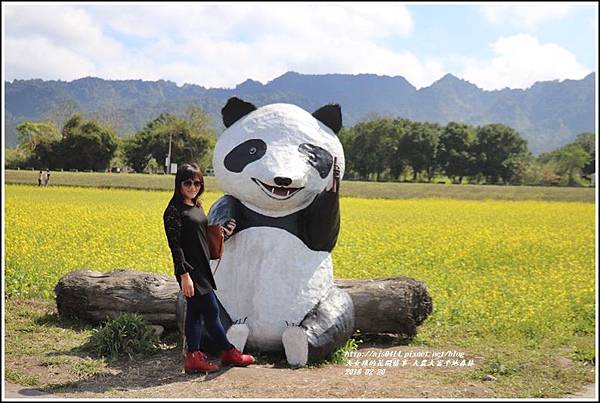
<box><xmin>184</xmin><ymin>351</ymin><xmax>220</xmax><ymax>374</ymax></box>
<box><xmin>220</xmin><ymin>347</ymin><xmax>255</xmax><ymax>367</ymax></box>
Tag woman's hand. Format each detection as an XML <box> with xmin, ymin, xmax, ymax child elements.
<box><xmin>181</xmin><ymin>272</ymin><xmax>194</xmax><ymax>298</ymax></box>
<box><xmin>222</xmin><ymin>218</ymin><xmax>236</xmax><ymax>237</ymax></box>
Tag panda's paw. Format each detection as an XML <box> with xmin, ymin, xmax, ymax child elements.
<box><xmin>226</xmin><ymin>320</ymin><xmax>249</xmax><ymax>352</ymax></box>
<box><xmin>282</xmin><ymin>323</ymin><xmax>308</xmax><ymax>367</ymax></box>
<box><xmin>232</xmin><ymin>317</ymin><xmax>248</xmax><ymax>325</ymax></box>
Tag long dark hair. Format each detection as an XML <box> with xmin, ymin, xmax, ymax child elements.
<box><xmin>168</xmin><ymin>162</ymin><xmax>205</xmax><ymax>208</ymax></box>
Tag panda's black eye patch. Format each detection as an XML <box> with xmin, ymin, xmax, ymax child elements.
<box><xmin>298</xmin><ymin>143</ymin><xmax>333</xmax><ymax>179</ymax></box>
<box><xmin>224</xmin><ymin>139</ymin><xmax>267</xmax><ymax>172</ymax></box>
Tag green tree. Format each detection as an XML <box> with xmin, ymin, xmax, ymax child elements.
<box><xmin>185</xmin><ymin>106</ymin><xmax>217</xmax><ymax>170</ymax></box>
<box><xmin>554</xmin><ymin>143</ymin><xmax>591</xmax><ymax>186</ymax></box>
<box><xmin>143</xmin><ymin>157</ymin><xmax>161</xmax><ymax>174</ymax></box>
<box><xmin>503</xmin><ymin>153</ymin><xmax>534</xmax><ymax>185</ymax></box>
<box><xmin>60</xmin><ymin>114</ymin><xmax>118</xmax><ymax>171</ymax></box>
<box><xmin>389</xmin><ymin>118</ymin><xmax>412</xmax><ymax>180</ymax></box>
<box><xmin>399</xmin><ymin>121</ymin><xmax>441</xmax><ymax>181</ymax></box>
<box><xmin>109</xmin><ymin>138</ymin><xmax>127</xmax><ymax>171</ymax></box>
<box><xmin>345</xmin><ymin>118</ymin><xmax>398</xmax><ymax>181</ymax></box>
<box><xmin>124</xmin><ymin>110</ymin><xmax>215</xmax><ymax>173</ymax></box>
<box><xmin>337</xmin><ymin>127</ymin><xmax>357</xmax><ymax>178</ymax></box>
<box><xmin>15</xmin><ymin>121</ymin><xmax>62</xmax><ymax>168</ymax></box>
<box><xmin>472</xmin><ymin>124</ymin><xmax>529</xmax><ymax>184</ymax></box>
<box><xmin>5</xmin><ymin>147</ymin><xmax>29</xmax><ymax>169</ymax></box>
<box><xmin>574</xmin><ymin>132</ymin><xmax>595</xmax><ymax>176</ymax></box>
<box><xmin>370</xmin><ymin>119</ymin><xmax>398</xmax><ymax>181</ymax></box>
<box><xmin>345</xmin><ymin>121</ymin><xmax>378</xmax><ymax>180</ymax></box>
<box><xmin>438</xmin><ymin>122</ymin><xmax>476</xmax><ymax>184</ymax></box>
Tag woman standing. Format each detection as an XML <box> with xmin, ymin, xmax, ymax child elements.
<box><xmin>163</xmin><ymin>162</ymin><xmax>255</xmax><ymax>374</ymax></box>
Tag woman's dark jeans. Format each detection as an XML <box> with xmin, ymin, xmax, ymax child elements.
<box><xmin>185</xmin><ymin>290</ymin><xmax>234</xmax><ymax>353</ymax></box>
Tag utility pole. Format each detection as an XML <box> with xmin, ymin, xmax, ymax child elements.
<box><xmin>166</xmin><ymin>131</ymin><xmax>172</xmax><ymax>174</ymax></box>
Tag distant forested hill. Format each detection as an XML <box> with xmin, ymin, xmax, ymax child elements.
<box><xmin>5</xmin><ymin>71</ymin><xmax>595</xmax><ymax>154</ymax></box>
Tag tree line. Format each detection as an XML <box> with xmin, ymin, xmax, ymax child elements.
<box><xmin>5</xmin><ymin>106</ymin><xmax>595</xmax><ymax>187</ymax></box>
<box><xmin>339</xmin><ymin>118</ymin><xmax>594</xmax><ymax>186</ymax></box>
<box><xmin>6</xmin><ymin>106</ymin><xmax>216</xmax><ymax>175</ymax></box>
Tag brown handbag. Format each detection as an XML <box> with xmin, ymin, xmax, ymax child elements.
<box><xmin>207</xmin><ymin>224</ymin><xmax>224</xmax><ymax>260</ymax></box>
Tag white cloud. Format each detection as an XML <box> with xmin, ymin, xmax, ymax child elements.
<box><xmin>6</xmin><ymin>36</ymin><xmax>97</xmax><ymax>80</ymax></box>
<box><xmin>4</xmin><ymin>3</ymin><xmax>589</xmax><ymax>91</ymax></box>
<box><xmin>5</xmin><ymin>4</ymin><xmax>124</xmax><ymax>62</ymax></box>
<box><xmin>460</xmin><ymin>34</ymin><xmax>590</xmax><ymax>90</ymax></box>
<box><xmin>91</xmin><ymin>3</ymin><xmax>414</xmax><ymax>42</ymax></box>
<box><xmin>479</xmin><ymin>3</ymin><xmax>574</xmax><ymax>30</ymax></box>
<box><xmin>4</xmin><ymin>4</ymin><xmax>133</xmax><ymax>81</ymax></box>
<box><xmin>5</xmin><ymin>3</ymin><xmax>436</xmax><ymax>87</ymax></box>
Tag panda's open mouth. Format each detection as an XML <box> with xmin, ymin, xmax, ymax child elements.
<box><xmin>252</xmin><ymin>178</ymin><xmax>303</xmax><ymax>200</ymax></box>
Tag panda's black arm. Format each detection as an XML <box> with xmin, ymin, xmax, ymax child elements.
<box><xmin>303</xmin><ymin>184</ymin><xmax>340</xmax><ymax>252</ymax></box>
<box><xmin>207</xmin><ymin>195</ymin><xmax>239</xmax><ymax>240</ymax></box>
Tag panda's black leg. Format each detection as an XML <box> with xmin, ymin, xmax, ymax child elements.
<box><xmin>282</xmin><ymin>286</ymin><xmax>354</xmax><ymax>366</ymax></box>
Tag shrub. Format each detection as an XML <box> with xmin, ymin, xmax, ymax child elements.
<box><xmin>84</xmin><ymin>313</ymin><xmax>159</xmax><ymax>360</ymax></box>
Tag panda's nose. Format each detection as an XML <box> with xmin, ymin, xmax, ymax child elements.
<box><xmin>274</xmin><ymin>177</ymin><xmax>292</xmax><ymax>187</ymax></box>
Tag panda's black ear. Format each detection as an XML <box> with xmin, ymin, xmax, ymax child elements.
<box><xmin>312</xmin><ymin>104</ymin><xmax>342</xmax><ymax>134</ymax></box>
<box><xmin>222</xmin><ymin>97</ymin><xmax>257</xmax><ymax>128</ymax></box>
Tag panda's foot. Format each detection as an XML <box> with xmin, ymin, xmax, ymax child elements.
<box><xmin>282</xmin><ymin>324</ymin><xmax>308</xmax><ymax>367</ymax></box>
<box><xmin>226</xmin><ymin>320</ymin><xmax>250</xmax><ymax>352</ymax></box>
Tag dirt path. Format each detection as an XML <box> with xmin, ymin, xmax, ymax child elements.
<box><xmin>4</xmin><ymin>343</ymin><xmax>485</xmax><ymax>398</ymax></box>
<box><xmin>4</xmin><ymin>344</ymin><xmax>595</xmax><ymax>399</ymax></box>
<box><xmin>32</xmin><ymin>345</ymin><xmax>495</xmax><ymax>399</ymax></box>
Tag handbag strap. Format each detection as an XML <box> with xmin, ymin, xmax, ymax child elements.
<box><xmin>211</xmin><ymin>225</ymin><xmax>228</xmax><ymax>276</ymax></box>
<box><xmin>212</xmin><ymin>257</ymin><xmax>222</xmax><ymax>276</ymax></box>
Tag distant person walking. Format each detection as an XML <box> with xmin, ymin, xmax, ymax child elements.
<box><xmin>44</xmin><ymin>170</ymin><xmax>50</xmax><ymax>186</ymax></box>
<box><xmin>38</xmin><ymin>170</ymin><xmax>43</xmax><ymax>186</ymax></box>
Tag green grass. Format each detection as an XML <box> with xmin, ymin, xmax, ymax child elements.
<box><xmin>5</xmin><ymin>169</ymin><xmax>191</xmax><ymax>191</ymax></box>
<box><xmin>5</xmin><ymin>169</ymin><xmax>595</xmax><ymax>202</ymax></box>
<box><xmin>3</xmin><ymin>298</ymin><xmax>106</xmax><ymax>388</ymax></box>
<box><xmin>69</xmin><ymin>358</ymin><xmax>108</xmax><ymax>378</ymax></box>
<box><xmin>5</xmin><ymin>368</ymin><xmax>41</xmax><ymax>387</ymax></box>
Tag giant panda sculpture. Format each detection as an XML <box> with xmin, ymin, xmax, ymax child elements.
<box><xmin>205</xmin><ymin>97</ymin><xmax>354</xmax><ymax>366</ymax></box>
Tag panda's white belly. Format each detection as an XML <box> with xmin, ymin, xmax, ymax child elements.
<box><xmin>210</xmin><ymin>227</ymin><xmax>333</xmax><ymax>351</ymax></box>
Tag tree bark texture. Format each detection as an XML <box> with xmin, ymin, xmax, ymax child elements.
<box><xmin>55</xmin><ymin>269</ymin><xmax>433</xmax><ymax>336</ymax></box>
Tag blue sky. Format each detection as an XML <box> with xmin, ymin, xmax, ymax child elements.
<box><xmin>404</xmin><ymin>4</ymin><xmax>597</xmax><ymax>76</ymax></box>
<box><xmin>3</xmin><ymin>2</ymin><xmax>598</xmax><ymax>90</ymax></box>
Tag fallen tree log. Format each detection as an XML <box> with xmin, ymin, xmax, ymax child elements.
<box><xmin>55</xmin><ymin>269</ymin><xmax>433</xmax><ymax>336</ymax></box>
<box><xmin>55</xmin><ymin>269</ymin><xmax>179</xmax><ymax>328</ymax></box>
<box><xmin>335</xmin><ymin>277</ymin><xmax>433</xmax><ymax>337</ymax></box>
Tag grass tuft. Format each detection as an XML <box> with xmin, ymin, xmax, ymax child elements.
<box><xmin>83</xmin><ymin>313</ymin><xmax>159</xmax><ymax>361</ymax></box>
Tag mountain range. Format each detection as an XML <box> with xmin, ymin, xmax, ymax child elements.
<box><xmin>4</xmin><ymin>71</ymin><xmax>596</xmax><ymax>154</ymax></box>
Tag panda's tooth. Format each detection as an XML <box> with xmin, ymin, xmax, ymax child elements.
<box><xmin>271</xmin><ymin>187</ymin><xmax>275</xmax><ymax>194</ymax></box>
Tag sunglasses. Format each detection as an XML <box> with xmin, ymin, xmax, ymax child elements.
<box><xmin>182</xmin><ymin>180</ymin><xmax>203</xmax><ymax>188</ymax></box>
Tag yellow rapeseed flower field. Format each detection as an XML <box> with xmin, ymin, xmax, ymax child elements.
<box><xmin>5</xmin><ymin>184</ymin><xmax>595</xmax><ymax>350</ymax></box>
